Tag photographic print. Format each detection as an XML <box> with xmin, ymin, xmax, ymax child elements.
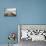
<box><xmin>4</xmin><ymin>8</ymin><xmax>16</xmax><ymax>16</ymax></box>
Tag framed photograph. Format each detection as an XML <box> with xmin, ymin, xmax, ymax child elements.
<box><xmin>4</xmin><ymin>8</ymin><xmax>16</xmax><ymax>16</ymax></box>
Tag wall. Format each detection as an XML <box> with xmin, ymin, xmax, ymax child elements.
<box><xmin>0</xmin><ymin>0</ymin><xmax>46</xmax><ymax>44</ymax></box>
